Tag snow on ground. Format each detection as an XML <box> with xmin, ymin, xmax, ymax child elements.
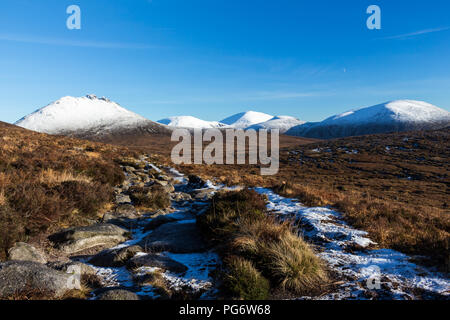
<box><xmin>86</xmin><ymin>163</ymin><xmax>221</xmax><ymax>299</ymax></box>
<box><xmin>254</xmin><ymin>187</ymin><xmax>450</xmax><ymax>300</ymax></box>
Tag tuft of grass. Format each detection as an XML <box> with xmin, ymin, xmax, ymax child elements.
<box><xmin>198</xmin><ymin>189</ymin><xmax>328</xmax><ymax>298</ymax></box>
<box><xmin>223</xmin><ymin>256</ymin><xmax>270</xmax><ymax>300</ymax></box>
<box><xmin>38</xmin><ymin>168</ymin><xmax>93</xmax><ymax>186</ymax></box>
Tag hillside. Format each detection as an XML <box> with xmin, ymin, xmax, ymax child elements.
<box><xmin>0</xmin><ymin>121</ymin><xmax>137</xmax><ymax>260</ymax></box>
<box><xmin>15</xmin><ymin>95</ymin><xmax>170</xmax><ymax>140</ymax></box>
<box><xmin>287</xmin><ymin>100</ymin><xmax>450</xmax><ymax>139</ymax></box>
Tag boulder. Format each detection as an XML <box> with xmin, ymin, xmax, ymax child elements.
<box><xmin>115</xmin><ymin>193</ymin><xmax>132</xmax><ymax>204</ymax></box>
<box><xmin>89</xmin><ymin>245</ymin><xmax>143</xmax><ymax>267</ymax></box>
<box><xmin>139</xmin><ymin>222</ymin><xmax>208</xmax><ymax>253</ymax></box>
<box><xmin>8</xmin><ymin>242</ymin><xmax>47</xmax><ymax>264</ymax></box>
<box><xmin>47</xmin><ymin>261</ymin><xmax>96</xmax><ymax>276</ymax></box>
<box><xmin>0</xmin><ymin>261</ymin><xmax>72</xmax><ymax>299</ymax></box>
<box><xmin>188</xmin><ymin>175</ymin><xmax>206</xmax><ymax>189</ymax></box>
<box><xmin>171</xmin><ymin>192</ymin><xmax>192</xmax><ymax>202</ymax></box>
<box><xmin>127</xmin><ymin>253</ymin><xmax>188</xmax><ymax>274</ymax></box>
<box><xmin>48</xmin><ymin>223</ymin><xmax>129</xmax><ymax>254</ymax></box>
<box><xmin>97</xmin><ymin>289</ymin><xmax>139</xmax><ymax>300</ymax></box>
<box><xmin>192</xmin><ymin>188</ymin><xmax>216</xmax><ymax>200</ymax></box>
<box><xmin>123</xmin><ymin>166</ymin><xmax>136</xmax><ymax>174</ymax></box>
<box><xmin>153</xmin><ymin>180</ymin><xmax>175</xmax><ymax>193</ymax></box>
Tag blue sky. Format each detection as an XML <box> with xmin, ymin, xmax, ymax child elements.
<box><xmin>0</xmin><ymin>0</ymin><xmax>449</xmax><ymax>123</ymax></box>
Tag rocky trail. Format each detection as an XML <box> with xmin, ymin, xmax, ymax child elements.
<box><xmin>0</xmin><ymin>156</ymin><xmax>448</xmax><ymax>300</ymax></box>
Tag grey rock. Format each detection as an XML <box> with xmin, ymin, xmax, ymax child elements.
<box><xmin>154</xmin><ymin>180</ymin><xmax>175</xmax><ymax>193</ymax></box>
<box><xmin>48</xmin><ymin>261</ymin><xmax>96</xmax><ymax>276</ymax></box>
<box><xmin>123</xmin><ymin>166</ymin><xmax>136</xmax><ymax>174</ymax></box>
<box><xmin>127</xmin><ymin>253</ymin><xmax>188</xmax><ymax>273</ymax></box>
<box><xmin>8</xmin><ymin>242</ymin><xmax>47</xmax><ymax>264</ymax></box>
<box><xmin>114</xmin><ymin>204</ymin><xmax>138</xmax><ymax>217</ymax></box>
<box><xmin>139</xmin><ymin>222</ymin><xmax>208</xmax><ymax>253</ymax></box>
<box><xmin>187</xmin><ymin>175</ymin><xmax>208</xmax><ymax>189</ymax></box>
<box><xmin>0</xmin><ymin>261</ymin><xmax>71</xmax><ymax>299</ymax></box>
<box><xmin>89</xmin><ymin>245</ymin><xmax>143</xmax><ymax>267</ymax></box>
<box><xmin>171</xmin><ymin>192</ymin><xmax>192</xmax><ymax>202</ymax></box>
<box><xmin>97</xmin><ymin>289</ymin><xmax>139</xmax><ymax>300</ymax></box>
<box><xmin>143</xmin><ymin>215</ymin><xmax>178</xmax><ymax>232</ymax></box>
<box><xmin>115</xmin><ymin>193</ymin><xmax>132</xmax><ymax>204</ymax></box>
<box><xmin>192</xmin><ymin>188</ymin><xmax>216</xmax><ymax>200</ymax></box>
<box><xmin>49</xmin><ymin>223</ymin><xmax>129</xmax><ymax>254</ymax></box>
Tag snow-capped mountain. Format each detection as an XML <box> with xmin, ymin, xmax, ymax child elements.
<box><xmin>286</xmin><ymin>100</ymin><xmax>450</xmax><ymax>139</ymax></box>
<box><xmin>15</xmin><ymin>95</ymin><xmax>168</xmax><ymax>138</ymax></box>
<box><xmin>220</xmin><ymin>111</ymin><xmax>274</xmax><ymax>129</ymax></box>
<box><xmin>248</xmin><ymin>115</ymin><xmax>305</xmax><ymax>133</ymax></box>
<box><xmin>157</xmin><ymin>116</ymin><xmax>226</xmax><ymax>129</ymax></box>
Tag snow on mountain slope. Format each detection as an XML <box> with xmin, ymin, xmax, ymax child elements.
<box><xmin>248</xmin><ymin>115</ymin><xmax>305</xmax><ymax>133</ymax></box>
<box><xmin>15</xmin><ymin>95</ymin><xmax>161</xmax><ymax>135</ymax></box>
<box><xmin>220</xmin><ymin>111</ymin><xmax>274</xmax><ymax>128</ymax></box>
<box><xmin>322</xmin><ymin>100</ymin><xmax>450</xmax><ymax>125</ymax></box>
<box><xmin>157</xmin><ymin>116</ymin><xmax>226</xmax><ymax>129</ymax></box>
<box><xmin>287</xmin><ymin>100</ymin><xmax>450</xmax><ymax>139</ymax></box>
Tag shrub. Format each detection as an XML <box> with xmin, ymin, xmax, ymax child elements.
<box><xmin>198</xmin><ymin>189</ymin><xmax>328</xmax><ymax>298</ymax></box>
<box><xmin>128</xmin><ymin>184</ymin><xmax>170</xmax><ymax>210</ymax></box>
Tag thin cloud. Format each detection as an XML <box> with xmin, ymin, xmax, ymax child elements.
<box><xmin>0</xmin><ymin>34</ymin><xmax>163</xmax><ymax>49</ymax></box>
<box><xmin>379</xmin><ymin>27</ymin><xmax>450</xmax><ymax>40</ymax></box>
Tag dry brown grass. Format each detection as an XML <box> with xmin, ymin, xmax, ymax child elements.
<box><xmin>38</xmin><ymin>168</ymin><xmax>93</xmax><ymax>185</ymax></box>
<box><xmin>0</xmin><ymin>121</ymin><xmax>136</xmax><ymax>260</ymax></box>
<box><xmin>0</xmin><ymin>189</ymin><xmax>5</xmax><ymax>206</ymax></box>
<box><xmin>176</xmin><ymin>129</ymin><xmax>450</xmax><ymax>270</ymax></box>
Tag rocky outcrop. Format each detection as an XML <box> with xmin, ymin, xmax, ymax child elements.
<box><xmin>8</xmin><ymin>242</ymin><xmax>47</xmax><ymax>264</ymax></box>
<box><xmin>127</xmin><ymin>253</ymin><xmax>188</xmax><ymax>273</ymax></box>
<box><xmin>48</xmin><ymin>223</ymin><xmax>129</xmax><ymax>254</ymax></box>
<box><xmin>0</xmin><ymin>261</ymin><xmax>72</xmax><ymax>299</ymax></box>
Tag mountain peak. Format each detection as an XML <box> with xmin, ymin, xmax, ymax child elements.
<box><xmin>220</xmin><ymin>110</ymin><xmax>274</xmax><ymax>128</ymax></box>
<box><xmin>15</xmin><ymin>95</ymin><xmax>150</xmax><ymax>135</ymax></box>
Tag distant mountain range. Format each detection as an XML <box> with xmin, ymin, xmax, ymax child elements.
<box><xmin>14</xmin><ymin>95</ymin><xmax>450</xmax><ymax>140</ymax></box>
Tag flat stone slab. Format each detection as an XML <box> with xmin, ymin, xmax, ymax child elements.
<box><xmin>127</xmin><ymin>253</ymin><xmax>188</xmax><ymax>273</ymax></box>
<box><xmin>89</xmin><ymin>245</ymin><xmax>143</xmax><ymax>267</ymax></box>
<box><xmin>139</xmin><ymin>222</ymin><xmax>208</xmax><ymax>253</ymax></box>
<box><xmin>48</xmin><ymin>223</ymin><xmax>129</xmax><ymax>254</ymax></box>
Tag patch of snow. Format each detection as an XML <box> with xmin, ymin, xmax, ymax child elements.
<box><xmin>254</xmin><ymin>187</ymin><xmax>450</xmax><ymax>299</ymax></box>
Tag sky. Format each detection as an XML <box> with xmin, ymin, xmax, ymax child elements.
<box><xmin>0</xmin><ymin>0</ymin><xmax>449</xmax><ymax>123</ymax></box>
